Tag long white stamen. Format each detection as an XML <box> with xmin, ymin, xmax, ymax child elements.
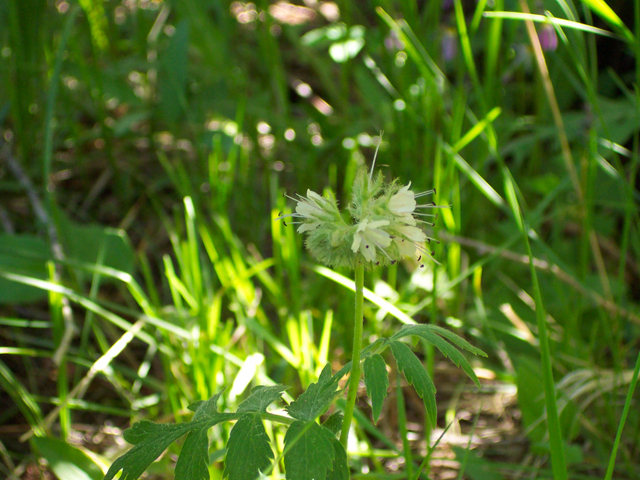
<box><xmin>369</xmin><ymin>131</ymin><xmax>384</xmax><ymax>183</ymax></box>
<box><xmin>415</xmin><ymin>203</ymin><xmax>451</xmax><ymax>209</ymax></box>
<box><xmin>414</xmin><ymin>189</ymin><xmax>436</xmax><ymax>198</ymax></box>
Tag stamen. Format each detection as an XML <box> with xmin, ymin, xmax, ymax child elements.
<box><xmin>369</xmin><ymin>131</ymin><xmax>384</xmax><ymax>183</ymax></box>
<box><xmin>416</xmin><ymin>203</ymin><xmax>451</xmax><ymax>209</ymax></box>
<box><xmin>414</xmin><ymin>189</ymin><xmax>435</xmax><ymax>198</ymax></box>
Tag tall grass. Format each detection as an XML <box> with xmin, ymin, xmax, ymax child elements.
<box><xmin>1</xmin><ymin>0</ymin><xmax>639</xmax><ymax>478</ymax></box>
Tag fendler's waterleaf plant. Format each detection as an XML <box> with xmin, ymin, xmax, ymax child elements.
<box><xmin>103</xmin><ymin>143</ymin><xmax>485</xmax><ymax>480</ymax></box>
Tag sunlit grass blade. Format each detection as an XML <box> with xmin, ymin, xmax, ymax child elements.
<box><xmin>483</xmin><ymin>11</ymin><xmax>620</xmax><ymax>38</ymax></box>
<box><xmin>441</xmin><ymin>141</ymin><xmax>506</xmax><ymax>209</ymax></box>
<box><xmin>580</xmin><ymin>0</ymin><xmax>635</xmax><ymax>42</ymax></box>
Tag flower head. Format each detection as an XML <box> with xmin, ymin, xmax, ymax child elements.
<box><xmin>278</xmin><ymin>142</ymin><xmax>445</xmax><ymax>268</ymax></box>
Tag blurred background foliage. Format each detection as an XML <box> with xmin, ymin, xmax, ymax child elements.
<box><xmin>1</xmin><ymin>0</ymin><xmax>640</xmax><ymax>478</ymax></box>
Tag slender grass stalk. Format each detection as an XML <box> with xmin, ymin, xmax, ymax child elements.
<box><xmin>503</xmin><ymin>173</ymin><xmax>568</xmax><ymax>480</ymax></box>
<box><xmin>340</xmin><ymin>263</ymin><xmax>365</xmax><ymax>448</ymax></box>
<box><xmin>604</xmin><ymin>350</ymin><xmax>640</xmax><ymax>480</ymax></box>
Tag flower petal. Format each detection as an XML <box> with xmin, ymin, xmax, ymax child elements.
<box><xmin>397</xmin><ymin>225</ymin><xmax>426</xmax><ymax>242</ymax></box>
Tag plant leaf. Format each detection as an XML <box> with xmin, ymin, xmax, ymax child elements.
<box><xmin>389</xmin><ymin>341</ymin><xmax>437</xmax><ymax>428</ymax></box>
<box><xmin>175</xmin><ymin>426</ymin><xmax>210</xmax><ymax>480</ymax></box>
<box><xmin>322</xmin><ymin>411</ymin><xmax>343</xmax><ymax>436</ymax></box>
<box><xmin>284</xmin><ymin>421</ymin><xmax>335</xmax><ymax>480</ymax></box>
<box><xmin>392</xmin><ymin>324</ymin><xmax>486</xmax><ymax>356</ymax></box>
<box><xmin>224</xmin><ymin>413</ymin><xmax>273</xmax><ymax>480</ymax></box>
<box><xmin>33</xmin><ymin>436</ymin><xmax>105</xmax><ymax>480</ymax></box>
<box><xmin>105</xmin><ymin>392</ymin><xmax>229</xmax><ymax>480</ymax></box>
<box><xmin>363</xmin><ymin>354</ymin><xmax>389</xmax><ymax>423</ymax></box>
<box><xmin>237</xmin><ymin>384</ymin><xmax>288</xmax><ymax>413</ymax></box>
<box><xmin>104</xmin><ymin>422</ymin><xmax>197</xmax><ymax>480</ymax></box>
<box><xmin>286</xmin><ymin>364</ymin><xmax>341</xmax><ymax>421</ymax></box>
<box><xmin>391</xmin><ymin>325</ymin><xmax>483</xmax><ymax>386</ymax></box>
<box><xmin>327</xmin><ymin>436</ymin><xmax>349</xmax><ymax>480</ymax></box>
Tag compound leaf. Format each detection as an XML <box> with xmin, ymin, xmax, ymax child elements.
<box><xmin>286</xmin><ymin>364</ymin><xmax>341</xmax><ymax>421</ymax></box>
<box><xmin>392</xmin><ymin>324</ymin><xmax>485</xmax><ymax>356</ymax></box>
<box><xmin>237</xmin><ymin>384</ymin><xmax>288</xmax><ymax>413</ymax></box>
<box><xmin>105</xmin><ymin>391</ymin><xmax>229</xmax><ymax>480</ymax></box>
<box><xmin>224</xmin><ymin>413</ymin><xmax>273</xmax><ymax>480</ymax></box>
<box><xmin>284</xmin><ymin>421</ymin><xmax>335</xmax><ymax>480</ymax></box>
<box><xmin>389</xmin><ymin>341</ymin><xmax>437</xmax><ymax>428</ymax></box>
<box><xmin>391</xmin><ymin>324</ymin><xmax>486</xmax><ymax>386</ymax></box>
<box><xmin>363</xmin><ymin>354</ymin><xmax>389</xmax><ymax>424</ymax></box>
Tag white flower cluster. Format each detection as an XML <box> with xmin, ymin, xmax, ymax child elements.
<box><xmin>277</xmin><ymin>159</ymin><xmax>442</xmax><ymax>269</ymax></box>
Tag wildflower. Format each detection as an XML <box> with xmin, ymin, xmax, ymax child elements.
<box><xmin>538</xmin><ymin>23</ymin><xmax>558</xmax><ymax>52</ymax></box>
<box><xmin>279</xmin><ymin>140</ymin><xmax>445</xmax><ymax>268</ymax></box>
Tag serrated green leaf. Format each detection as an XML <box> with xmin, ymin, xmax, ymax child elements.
<box><xmin>287</xmin><ymin>364</ymin><xmax>341</xmax><ymax>421</ymax></box>
<box><xmin>105</xmin><ymin>392</ymin><xmax>229</xmax><ymax>480</ymax></box>
<box><xmin>364</xmin><ymin>354</ymin><xmax>389</xmax><ymax>424</ymax></box>
<box><xmin>392</xmin><ymin>324</ymin><xmax>486</xmax><ymax>357</ymax></box>
<box><xmin>392</xmin><ymin>326</ymin><xmax>481</xmax><ymax>386</ymax></box>
<box><xmin>284</xmin><ymin>421</ymin><xmax>335</xmax><ymax>480</ymax></box>
<box><xmin>389</xmin><ymin>341</ymin><xmax>437</xmax><ymax>428</ymax></box>
<box><xmin>188</xmin><ymin>390</ymin><xmax>224</xmax><ymax>418</ymax></box>
<box><xmin>175</xmin><ymin>426</ymin><xmax>210</xmax><ymax>480</ymax></box>
<box><xmin>224</xmin><ymin>414</ymin><xmax>273</xmax><ymax>480</ymax></box>
<box><xmin>104</xmin><ymin>422</ymin><xmax>197</xmax><ymax>480</ymax></box>
<box><xmin>238</xmin><ymin>384</ymin><xmax>288</xmax><ymax>413</ymax></box>
<box><xmin>322</xmin><ymin>412</ymin><xmax>343</xmax><ymax>436</ymax></box>
<box><xmin>327</xmin><ymin>437</ymin><xmax>349</xmax><ymax>480</ymax></box>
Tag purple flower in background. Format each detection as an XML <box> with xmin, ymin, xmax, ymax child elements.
<box><xmin>384</xmin><ymin>29</ymin><xmax>404</xmax><ymax>52</ymax></box>
<box><xmin>441</xmin><ymin>28</ymin><xmax>457</xmax><ymax>62</ymax></box>
<box><xmin>539</xmin><ymin>23</ymin><xmax>558</xmax><ymax>51</ymax></box>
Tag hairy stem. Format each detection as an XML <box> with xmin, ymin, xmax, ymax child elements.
<box><xmin>340</xmin><ymin>263</ymin><xmax>365</xmax><ymax>448</ymax></box>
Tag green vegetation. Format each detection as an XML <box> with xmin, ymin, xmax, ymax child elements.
<box><xmin>1</xmin><ymin>0</ymin><xmax>639</xmax><ymax>479</ymax></box>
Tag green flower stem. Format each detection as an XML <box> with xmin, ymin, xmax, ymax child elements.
<box><xmin>340</xmin><ymin>263</ymin><xmax>365</xmax><ymax>448</ymax></box>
